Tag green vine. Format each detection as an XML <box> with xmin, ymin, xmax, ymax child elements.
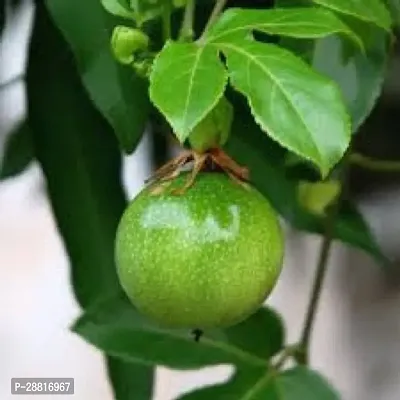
<box><xmin>199</xmin><ymin>0</ymin><xmax>228</xmax><ymax>41</ymax></box>
<box><xmin>350</xmin><ymin>152</ymin><xmax>400</xmax><ymax>172</ymax></box>
<box><xmin>179</xmin><ymin>0</ymin><xmax>196</xmax><ymax>41</ymax></box>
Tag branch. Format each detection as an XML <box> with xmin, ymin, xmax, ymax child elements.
<box><xmin>199</xmin><ymin>0</ymin><xmax>228</xmax><ymax>41</ymax></box>
<box><xmin>162</xmin><ymin>2</ymin><xmax>172</xmax><ymax>41</ymax></box>
<box><xmin>296</xmin><ymin>159</ymin><xmax>349</xmax><ymax>365</ymax></box>
<box><xmin>273</xmin><ymin>345</ymin><xmax>300</xmax><ymax>370</ymax></box>
<box><xmin>297</xmin><ymin>211</ymin><xmax>336</xmax><ymax>365</ymax></box>
<box><xmin>179</xmin><ymin>0</ymin><xmax>196</xmax><ymax>41</ymax></box>
<box><xmin>350</xmin><ymin>153</ymin><xmax>400</xmax><ymax>173</ymax></box>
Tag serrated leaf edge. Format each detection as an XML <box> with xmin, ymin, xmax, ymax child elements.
<box><xmin>149</xmin><ymin>42</ymin><xmax>228</xmax><ymax>143</ymax></box>
<box><xmin>208</xmin><ymin>7</ymin><xmax>364</xmax><ymax>50</ymax></box>
<box><xmin>311</xmin><ymin>0</ymin><xmax>392</xmax><ymax>31</ymax></box>
<box><xmin>217</xmin><ymin>41</ymin><xmax>351</xmax><ymax>177</ymax></box>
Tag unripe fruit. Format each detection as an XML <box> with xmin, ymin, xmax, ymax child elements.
<box><xmin>115</xmin><ymin>172</ymin><xmax>284</xmax><ymax>329</ymax></box>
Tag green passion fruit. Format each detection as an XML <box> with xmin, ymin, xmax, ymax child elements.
<box><xmin>115</xmin><ymin>172</ymin><xmax>284</xmax><ymax>329</ymax></box>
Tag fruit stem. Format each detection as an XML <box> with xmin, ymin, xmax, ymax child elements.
<box><xmin>297</xmin><ymin>156</ymin><xmax>349</xmax><ymax>365</ymax></box>
<box><xmin>179</xmin><ymin>0</ymin><xmax>196</xmax><ymax>41</ymax></box>
<box><xmin>199</xmin><ymin>0</ymin><xmax>228</xmax><ymax>42</ymax></box>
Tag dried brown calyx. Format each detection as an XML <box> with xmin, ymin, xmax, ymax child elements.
<box><xmin>147</xmin><ymin>148</ymin><xmax>249</xmax><ymax>195</ymax></box>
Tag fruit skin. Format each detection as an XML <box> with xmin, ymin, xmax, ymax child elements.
<box><xmin>115</xmin><ymin>172</ymin><xmax>284</xmax><ymax>329</ymax></box>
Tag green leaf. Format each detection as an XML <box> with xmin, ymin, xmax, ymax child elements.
<box><xmin>101</xmin><ymin>0</ymin><xmax>135</xmax><ymax>19</ymax></box>
<box><xmin>312</xmin><ymin>23</ymin><xmax>389</xmax><ymax>132</ymax></box>
<box><xmin>219</xmin><ymin>38</ymin><xmax>351</xmax><ymax>177</ymax></box>
<box><xmin>45</xmin><ymin>0</ymin><xmax>150</xmax><ymax>153</ymax></box>
<box><xmin>386</xmin><ymin>0</ymin><xmax>400</xmax><ymax>25</ymax></box>
<box><xmin>275</xmin><ymin>7</ymin><xmax>389</xmax><ymax>133</ymax></box>
<box><xmin>27</xmin><ymin>4</ymin><xmax>153</xmax><ymax>398</ymax></box>
<box><xmin>73</xmin><ymin>292</ymin><xmax>284</xmax><ymax>369</ymax></box>
<box><xmin>224</xmin><ymin>105</ymin><xmax>388</xmax><ymax>266</ymax></box>
<box><xmin>173</xmin><ymin>0</ymin><xmax>187</xmax><ymax>7</ymax></box>
<box><xmin>221</xmin><ymin>305</ymin><xmax>284</xmax><ymax>362</ymax></box>
<box><xmin>106</xmin><ymin>357</ymin><xmax>154</xmax><ymax>399</ymax></box>
<box><xmin>150</xmin><ymin>41</ymin><xmax>228</xmax><ymax>142</ymax></box>
<box><xmin>333</xmin><ymin>201</ymin><xmax>387</xmax><ymax>261</ymax></box>
<box><xmin>0</xmin><ymin>121</ymin><xmax>34</xmax><ymax>180</ymax></box>
<box><xmin>176</xmin><ymin>369</ymin><xmax>266</xmax><ymax>400</ymax></box>
<box><xmin>311</xmin><ymin>0</ymin><xmax>392</xmax><ymax>31</ymax></box>
<box><xmin>276</xmin><ymin>368</ymin><xmax>340</xmax><ymax>399</ymax></box>
<box><xmin>178</xmin><ymin>367</ymin><xmax>340</xmax><ymax>399</ymax></box>
<box><xmin>208</xmin><ymin>7</ymin><xmax>362</xmax><ymax>48</ymax></box>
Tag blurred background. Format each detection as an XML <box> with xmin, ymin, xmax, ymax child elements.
<box><xmin>1</xmin><ymin>1</ymin><xmax>400</xmax><ymax>399</ymax></box>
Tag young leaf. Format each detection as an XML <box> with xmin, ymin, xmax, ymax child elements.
<box><xmin>208</xmin><ymin>7</ymin><xmax>362</xmax><ymax>48</ymax></box>
<box><xmin>0</xmin><ymin>121</ymin><xmax>34</xmax><ymax>180</ymax></box>
<box><xmin>311</xmin><ymin>0</ymin><xmax>392</xmax><ymax>31</ymax></box>
<box><xmin>45</xmin><ymin>0</ymin><xmax>150</xmax><ymax>153</ymax></box>
<box><xmin>219</xmin><ymin>38</ymin><xmax>351</xmax><ymax>177</ymax></box>
<box><xmin>101</xmin><ymin>0</ymin><xmax>135</xmax><ymax>19</ymax></box>
<box><xmin>178</xmin><ymin>367</ymin><xmax>340</xmax><ymax>399</ymax></box>
<box><xmin>73</xmin><ymin>292</ymin><xmax>284</xmax><ymax>369</ymax></box>
<box><xmin>150</xmin><ymin>41</ymin><xmax>228</xmax><ymax>142</ymax></box>
<box><xmin>27</xmin><ymin>4</ymin><xmax>153</xmax><ymax>398</ymax></box>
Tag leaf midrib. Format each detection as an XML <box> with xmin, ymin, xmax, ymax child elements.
<box><xmin>214</xmin><ymin>41</ymin><xmax>322</xmax><ymax>164</ymax></box>
<box><xmin>180</xmin><ymin>46</ymin><xmax>204</xmax><ymax>134</ymax></box>
<box><xmin>240</xmin><ymin>374</ymin><xmax>274</xmax><ymax>400</ymax></box>
<box><xmin>76</xmin><ymin>318</ymin><xmax>267</xmax><ymax>367</ymax></box>
<box><xmin>208</xmin><ymin>11</ymin><xmax>349</xmax><ymax>43</ymax></box>
<box><xmin>209</xmin><ymin>22</ymin><xmax>347</xmax><ymax>43</ymax></box>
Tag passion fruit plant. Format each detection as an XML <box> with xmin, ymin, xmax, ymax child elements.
<box><xmin>1</xmin><ymin>0</ymin><xmax>399</xmax><ymax>398</ymax></box>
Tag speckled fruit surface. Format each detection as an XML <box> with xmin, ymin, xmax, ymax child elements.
<box><xmin>115</xmin><ymin>172</ymin><xmax>284</xmax><ymax>329</ymax></box>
